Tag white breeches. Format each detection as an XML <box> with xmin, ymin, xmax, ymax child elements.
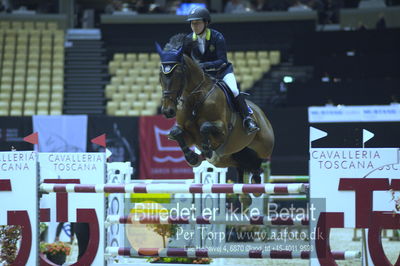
<box><xmin>223</xmin><ymin>72</ymin><xmax>239</xmax><ymax>97</ymax></box>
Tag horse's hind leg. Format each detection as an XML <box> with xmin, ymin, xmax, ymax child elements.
<box><xmin>169</xmin><ymin>126</ymin><xmax>201</xmax><ymax>167</ymax></box>
<box><xmin>232</xmin><ymin>147</ymin><xmax>264</xmax><ymax>183</ymax></box>
<box><xmin>237</xmin><ymin>167</ymin><xmax>262</xmax><ymax>184</ymax></box>
<box><xmin>200</xmin><ymin>121</ymin><xmax>224</xmax><ymax>159</ymax></box>
<box><xmin>237</xmin><ymin>167</ymin><xmax>244</xmax><ymax>183</ymax></box>
<box><xmin>250</xmin><ymin>168</ymin><xmax>263</xmax><ymax>184</ymax></box>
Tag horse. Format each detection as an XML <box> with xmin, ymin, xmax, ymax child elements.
<box><xmin>155</xmin><ymin>34</ymin><xmax>274</xmax><ymax>182</ymax></box>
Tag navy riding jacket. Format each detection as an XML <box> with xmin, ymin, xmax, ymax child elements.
<box><xmin>183</xmin><ymin>28</ymin><xmax>234</xmax><ymax>79</ymax></box>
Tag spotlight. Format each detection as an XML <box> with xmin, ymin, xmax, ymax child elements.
<box><xmin>283</xmin><ymin>76</ymin><xmax>293</xmax><ymax>83</ymax></box>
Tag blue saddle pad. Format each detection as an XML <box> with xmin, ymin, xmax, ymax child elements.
<box><xmin>216</xmin><ymin>81</ymin><xmax>235</xmax><ymax>111</ymax></box>
<box><xmin>216</xmin><ymin>81</ymin><xmax>253</xmax><ymax>114</ymax></box>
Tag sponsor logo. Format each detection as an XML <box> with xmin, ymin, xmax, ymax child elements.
<box><xmin>152</xmin><ymin>126</ymin><xmax>185</xmax><ymax>163</ymax></box>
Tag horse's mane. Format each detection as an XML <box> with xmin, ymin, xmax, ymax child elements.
<box><xmin>163</xmin><ymin>33</ymin><xmax>206</xmax><ymax>77</ymax></box>
<box><xmin>164</xmin><ymin>33</ymin><xmax>186</xmax><ymax>51</ymax></box>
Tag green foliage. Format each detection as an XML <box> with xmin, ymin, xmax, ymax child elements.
<box><xmin>391</xmin><ymin>190</ymin><xmax>400</xmax><ymax>212</ymax></box>
<box><xmin>0</xmin><ymin>225</ymin><xmax>21</xmax><ymax>264</ymax></box>
<box><xmin>146</xmin><ymin>224</ymin><xmax>179</xmax><ymax>248</ymax></box>
<box><xmin>147</xmin><ymin>256</ymin><xmax>212</xmax><ymax>264</ymax></box>
<box><xmin>40</xmin><ymin>222</ymin><xmax>48</xmax><ymax>235</ymax></box>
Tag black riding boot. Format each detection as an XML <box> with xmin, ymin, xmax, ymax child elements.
<box><xmin>234</xmin><ymin>94</ymin><xmax>259</xmax><ymax>135</ymax></box>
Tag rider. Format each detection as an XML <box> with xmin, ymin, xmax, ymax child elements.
<box><xmin>183</xmin><ymin>7</ymin><xmax>259</xmax><ymax>135</ymax></box>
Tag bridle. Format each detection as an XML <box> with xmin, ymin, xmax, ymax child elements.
<box><xmin>160</xmin><ymin>61</ymin><xmax>186</xmax><ymax>106</ymax></box>
<box><xmin>160</xmin><ymin>59</ymin><xmax>206</xmax><ymax>106</ymax></box>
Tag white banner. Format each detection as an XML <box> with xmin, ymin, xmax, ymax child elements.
<box><xmin>308</xmin><ymin>105</ymin><xmax>400</xmax><ymax>123</ymax></box>
<box><xmin>0</xmin><ymin>151</ymin><xmax>38</xmax><ymax>266</ymax></box>
<box><xmin>33</xmin><ymin>115</ymin><xmax>88</xmax><ymax>152</ymax></box>
<box><xmin>310</xmin><ymin>148</ymin><xmax>399</xmax><ymax>227</ymax></box>
<box><xmin>39</xmin><ymin>152</ymin><xmax>105</xmax><ymax>265</ymax></box>
<box><xmin>310</xmin><ymin>146</ymin><xmax>400</xmax><ymax>265</ymax></box>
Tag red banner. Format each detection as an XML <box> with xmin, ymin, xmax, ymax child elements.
<box><xmin>139</xmin><ymin>115</ymin><xmax>193</xmax><ymax>179</ymax></box>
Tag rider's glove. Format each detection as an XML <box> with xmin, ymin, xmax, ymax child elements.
<box><xmin>198</xmin><ymin>62</ymin><xmax>208</xmax><ymax>71</ymax></box>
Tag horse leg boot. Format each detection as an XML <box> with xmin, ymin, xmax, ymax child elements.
<box><xmin>234</xmin><ymin>94</ymin><xmax>260</xmax><ymax>135</ymax></box>
<box><xmin>168</xmin><ymin>126</ymin><xmax>201</xmax><ymax>166</ymax></box>
<box><xmin>200</xmin><ymin>122</ymin><xmax>215</xmax><ymax>159</ymax></box>
<box><xmin>200</xmin><ymin>121</ymin><xmax>224</xmax><ymax>159</ymax></box>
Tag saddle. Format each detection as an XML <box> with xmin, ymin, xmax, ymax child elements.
<box><xmin>216</xmin><ymin>80</ymin><xmax>236</xmax><ymax>112</ymax></box>
<box><xmin>216</xmin><ymin>80</ymin><xmax>253</xmax><ymax>115</ymax></box>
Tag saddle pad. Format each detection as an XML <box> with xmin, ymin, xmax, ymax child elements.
<box><xmin>216</xmin><ymin>80</ymin><xmax>236</xmax><ymax>111</ymax></box>
<box><xmin>216</xmin><ymin>81</ymin><xmax>253</xmax><ymax>114</ymax></box>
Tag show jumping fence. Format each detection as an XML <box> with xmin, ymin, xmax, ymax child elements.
<box><xmin>0</xmin><ymin>151</ymin><xmax>364</xmax><ymax>266</ymax></box>
<box><xmin>39</xmin><ymin>183</ymin><xmax>308</xmax><ymax>194</ymax></box>
<box><xmin>105</xmin><ymin>247</ymin><xmax>361</xmax><ymax>260</ymax></box>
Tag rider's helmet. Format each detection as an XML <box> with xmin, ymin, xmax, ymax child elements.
<box><xmin>186</xmin><ymin>7</ymin><xmax>211</xmax><ymax>23</ymax></box>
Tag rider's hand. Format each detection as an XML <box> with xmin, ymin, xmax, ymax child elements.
<box><xmin>198</xmin><ymin>62</ymin><xmax>208</xmax><ymax>71</ymax></box>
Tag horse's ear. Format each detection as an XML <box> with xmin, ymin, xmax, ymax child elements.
<box><xmin>155</xmin><ymin>42</ymin><xmax>163</xmax><ymax>56</ymax></box>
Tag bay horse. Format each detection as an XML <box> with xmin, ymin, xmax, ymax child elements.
<box><xmin>155</xmin><ymin>34</ymin><xmax>274</xmax><ymax>182</ymax></box>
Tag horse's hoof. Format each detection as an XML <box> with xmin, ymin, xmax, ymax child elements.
<box><xmin>185</xmin><ymin>153</ymin><xmax>201</xmax><ymax>167</ymax></box>
<box><xmin>168</xmin><ymin>126</ymin><xmax>183</xmax><ymax>140</ymax></box>
<box><xmin>202</xmin><ymin>149</ymin><xmax>212</xmax><ymax>159</ymax></box>
<box><xmin>251</xmin><ymin>174</ymin><xmax>262</xmax><ymax>184</ymax></box>
<box><xmin>190</xmin><ymin>159</ymin><xmax>202</xmax><ymax>167</ymax></box>
<box><xmin>201</xmin><ymin>144</ymin><xmax>213</xmax><ymax>159</ymax></box>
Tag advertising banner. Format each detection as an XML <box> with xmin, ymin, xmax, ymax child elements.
<box><xmin>39</xmin><ymin>152</ymin><xmax>105</xmax><ymax>265</ymax></box>
<box><xmin>0</xmin><ymin>151</ymin><xmax>38</xmax><ymax>265</ymax></box>
<box><xmin>308</xmin><ymin>106</ymin><xmax>400</xmax><ymax>265</ymax></box>
<box><xmin>33</xmin><ymin>115</ymin><xmax>88</xmax><ymax>152</ymax></box>
<box><xmin>0</xmin><ymin>117</ymin><xmax>33</xmax><ymax>151</ymax></box>
<box><xmin>139</xmin><ymin>115</ymin><xmax>193</xmax><ymax>179</ymax></box>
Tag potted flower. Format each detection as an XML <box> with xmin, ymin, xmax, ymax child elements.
<box><xmin>0</xmin><ymin>225</ymin><xmax>21</xmax><ymax>264</ymax></box>
<box><xmin>40</xmin><ymin>241</ymin><xmax>71</xmax><ymax>265</ymax></box>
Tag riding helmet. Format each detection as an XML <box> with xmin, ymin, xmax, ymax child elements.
<box><xmin>186</xmin><ymin>7</ymin><xmax>211</xmax><ymax>23</ymax></box>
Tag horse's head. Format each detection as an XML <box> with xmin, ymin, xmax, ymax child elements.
<box><xmin>155</xmin><ymin>42</ymin><xmax>186</xmax><ymax>119</ymax></box>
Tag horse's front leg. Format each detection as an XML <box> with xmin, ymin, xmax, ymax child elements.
<box><xmin>200</xmin><ymin>121</ymin><xmax>224</xmax><ymax>159</ymax></box>
<box><xmin>169</xmin><ymin>125</ymin><xmax>201</xmax><ymax>167</ymax></box>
